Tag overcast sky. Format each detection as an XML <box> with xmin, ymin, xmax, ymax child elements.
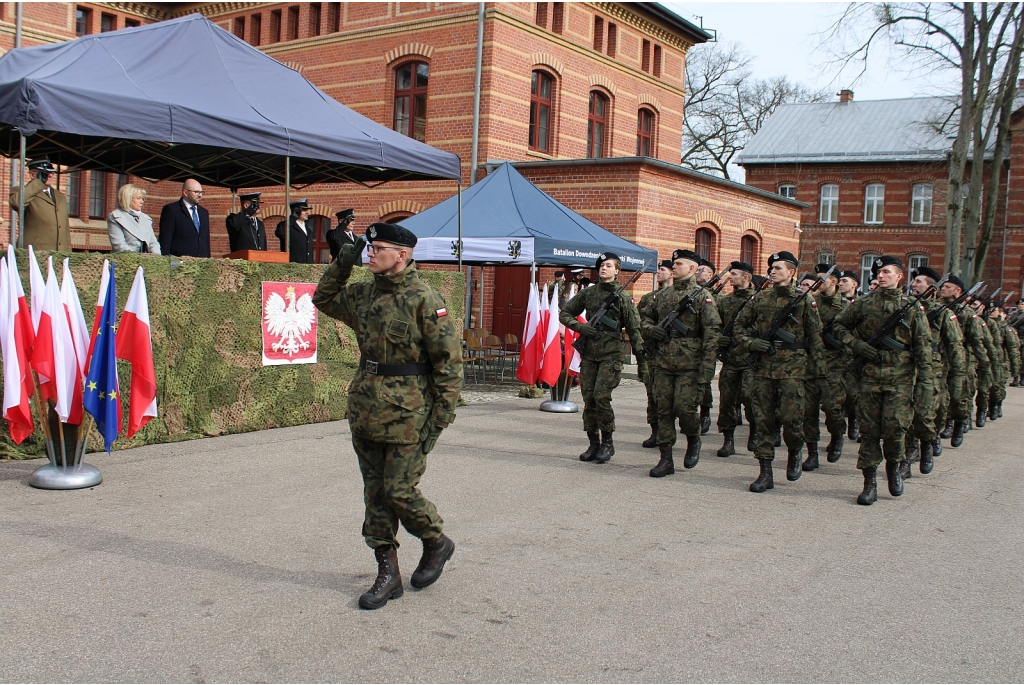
<box><xmin>662</xmin><ymin>2</ymin><xmax>960</xmax><ymax>102</ymax></box>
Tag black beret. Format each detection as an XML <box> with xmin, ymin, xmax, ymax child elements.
<box><xmin>768</xmin><ymin>251</ymin><xmax>799</xmax><ymax>268</ymax></box>
<box><xmin>840</xmin><ymin>269</ymin><xmax>860</xmax><ymax>283</ymax></box>
<box><xmin>289</xmin><ymin>198</ymin><xmax>310</xmax><ymax>211</ymax></box>
<box><xmin>366</xmin><ymin>222</ymin><xmax>417</xmax><ymax>248</ymax></box>
<box><xmin>554</xmin><ymin>271</ymin><xmax>564</xmax><ymax>277</ymax></box>
<box><xmin>946</xmin><ymin>275</ymin><xmax>965</xmax><ymax>290</ymax></box>
<box><xmin>728</xmin><ymin>260</ymin><xmax>754</xmax><ymax>274</ymax></box>
<box><xmin>27</xmin><ymin>159</ymin><xmax>56</xmax><ymax>173</ymax></box>
<box><xmin>698</xmin><ymin>257</ymin><xmax>716</xmax><ymax>271</ymax></box>
<box><xmin>658</xmin><ymin>259</ymin><xmax>673</xmax><ymax>270</ymax></box>
<box><xmin>912</xmin><ymin>266</ymin><xmax>942</xmax><ymax>283</ymax></box>
<box><xmin>799</xmin><ymin>272</ymin><xmax>817</xmax><ymax>283</ymax></box>
<box><xmin>239</xmin><ymin>192</ymin><xmax>261</xmax><ymax>202</ymax></box>
<box><xmin>873</xmin><ymin>255</ymin><xmax>903</xmax><ymax>270</ymax></box>
<box><xmin>672</xmin><ymin>249</ymin><xmax>701</xmax><ymax>263</ymax></box>
<box><xmin>335</xmin><ymin>208</ymin><xmax>355</xmax><ymax>221</ymax></box>
<box><xmin>815</xmin><ymin>263</ymin><xmax>836</xmax><ymax>275</ymax></box>
<box><xmin>595</xmin><ymin>252</ymin><xmax>619</xmax><ymax>268</ymax></box>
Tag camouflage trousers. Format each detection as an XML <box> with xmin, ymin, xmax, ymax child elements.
<box><xmin>353</xmin><ymin>436</ymin><xmax>444</xmax><ymax>550</ymax></box>
<box><xmin>961</xmin><ymin>359</ymin><xmax>978</xmax><ymax>419</ymax></box>
<box><xmin>975</xmin><ymin>365</ymin><xmax>994</xmax><ymax>413</ymax></box>
<box><xmin>910</xmin><ymin>377</ymin><xmax>938</xmax><ymax>442</ymax></box>
<box><xmin>644</xmin><ymin>376</ymin><xmax>658</xmax><ymax>427</ymax></box>
<box><xmin>843</xmin><ymin>370</ymin><xmax>858</xmax><ymax>422</ymax></box>
<box><xmin>989</xmin><ymin>362</ymin><xmax>1008</xmax><ymax>404</ymax></box>
<box><xmin>941</xmin><ymin>369</ymin><xmax>970</xmax><ymax>423</ymax></box>
<box><xmin>580</xmin><ymin>358</ymin><xmax>622</xmax><ymax>433</ymax></box>
<box><xmin>701</xmin><ymin>381</ymin><xmax>713</xmax><ymax>410</ymax></box>
<box><xmin>652</xmin><ymin>369</ymin><xmax>702</xmax><ymax>444</ymax></box>
<box><xmin>749</xmin><ymin>376</ymin><xmax>805</xmax><ymax>460</ymax></box>
<box><xmin>855</xmin><ymin>380</ymin><xmax>913</xmax><ymax>469</ymax></box>
<box><xmin>717</xmin><ymin>365</ymin><xmax>752</xmax><ymax>432</ymax></box>
<box><xmin>804</xmin><ymin>368</ymin><xmax>846</xmax><ymax>444</ymax></box>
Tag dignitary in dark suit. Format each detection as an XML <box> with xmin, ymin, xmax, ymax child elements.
<box><xmin>159</xmin><ymin>178</ymin><xmax>211</xmax><ymax>258</ymax></box>
<box><xmin>8</xmin><ymin>159</ymin><xmax>71</xmax><ymax>251</ymax></box>
<box><xmin>325</xmin><ymin>208</ymin><xmax>357</xmax><ymax>262</ymax></box>
<box><xmin>225</xmin><ymin>191</ymin><xmax>267</xmax><ymax>252</ymax></box>
<box><xmin>275</xmin><ymin>198</ymin><xmax>315</xmax><ymax>263</ymax></box>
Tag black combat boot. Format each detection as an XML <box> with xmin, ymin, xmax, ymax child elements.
<box><xmin>650</xmin><ymin>443</ymin><xmax>674</xmax><ymax>478</ymax></box>
<box><xmin>642</xmin><ymin>425</ymin><xmax>658</xmax><ymax>448</ymax></box>
<box><xmin>976</xmin><ymin>406</ymin><xmax>987</xmax><ymax>427</ymax></box>
<box><xmin>932</xmin><ymin>437</ymin><xmax>943</xmax><ymax>457</ymax></box>
<box><xmin>410</xmin><ymin>534</ymin><xmax>455</xmax><ymax>589</ymax></box>
<box><xmin>359</xmin><ymin>546</ymin><xmax>404</xmax><ymax>610</ymax></box>
<box><xmin>989</xmin><ymin>401</ymin><xmax>999</xmax><ymax>421</ymax></box>
<box><xmin>847</xmin><ymin>415</ymin><xmax>859</xmax><ymax>440</ymax></box>
<box><xmin>593</xmin><ymin>431</ymin><xmax>615</xmax><ymax>463</ymax></box>
<box><xmin>579</xmin><ymin>432</ymin><xmax>600</xmax><ymax>461</ymax></box>
<box><xmin>774</xmin><ymin>427</ymin><xmax>783</xmax><ymax>447</ymax></box>
<box><xmin>950</xmin><ymin>420</ymin><xmax>965</xmax><ymax>447</ymax></box>
<box><xmin>885</xmin><ymin>460</ymin><xmax>904</xmax><ymax>497</ymax></box>
<box><xmin>1011</xmin><ymin>377</ymin><xmax>1020</xmax><ymax>388</ymax></box>
<box><xmin>899</xmin><ymin>457</ymin><xmax>912</xmax><ymax>481</ymax></box>
<box><xmin>749</xmin><ymin>459</ymin><xmax>774</xmax><ymax>493</ymax></box>
<box><xmin>939</xmin><ymin>419</ymin><xmax>953</xmax><ymax>439</ymax></box>
<box><xmin>857</xmin><ymin>468</ymin><xmax>877</xmax><ymax>505</ymax></box>
<box><xmin>700</xmin><ymin>406</ymin><xmax>711</xmax><ymax>435</ymax></box>
<box><xmin>802</xmin><ymin>442</ymin><xmax>819</xmax><ymax>471</ymax></box>
<box><xmin>786</xmin><ymin>446</ymin><xmax>803</xmax><ymax>481</ymax></box>
<box><xmin>683</xmin><ymin>435</ymin><xmax>702</xmax><ymax>469</ymax></box>
<box><xmin>717</xmin><ymin>430</ymin><xmax>735</xmax><ymax>458</ymax></box>
<box><xmin>826</xmin><ymin>433</ymin><xmax>844</xmax><ymax>463</ymax></box>
<box><xmin>906</xmin><ymin>440</ymin><xmax>919</xmax><ymax>464</ymax></box>
<box><xmin>920</xmin><ymin>441</ymin><xmax>935</xmax><ymax>474</ymax></box>
<box><xmin>995</xmin><ymin>402</ymin><xmax>1003</xmax><ymax>419</ymax></box>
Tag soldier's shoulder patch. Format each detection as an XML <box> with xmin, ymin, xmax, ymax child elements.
<box><xmin>706</xmin><ymin>297</ymin><xmax>714</xmax><ymax>304</ymax></box>
<box><xmin>436</xmin><ymin>307</ymin><xmax>448</xmax><ymax>317</ymax></box>
<box><xmin>949</xmin><ymin>313</ymin><xmax>957</xmax><ymax>321</ymax></box>
<box><xmin>919</xmin><ymin>305</ymin><xmax>925</xmax><ymax>311</ymax></box>
<box><xmin>981</xmin><ymin>321</ymin><xmax>987</xmax><ymax>327</ymax></box>
<box><xmin>811</xmin><ymin>300</ymin><xmax>817</xmax><ymax>307</ymax></box>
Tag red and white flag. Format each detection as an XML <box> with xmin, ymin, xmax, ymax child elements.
<box><xmin>538</xmin><ymin>284</ymin><xmax>562</xmax><ymax>386</ymax></box>
<box><xmin>86</xmin><ymin>259</ymin><xmax>110</xmax><ymax>370</ymax></box>
<box><xmin>116</xmin><ymin>266</ymin><xmax>158</xmax><ymax>438</ymax></box>
<box><xmin>30</xmin><ymin>250</ymin><xmax>56</xmax><ymax>402</ymax></box>
<box><xmin>27</xmin><ymin>246</ymin><xmax>45</xmax><ymax>333</ymax></box>
<box><xmin>41</xmin><ymin>257</ymin><xmax>78</xmax><ymax>423</ymax></box>
<box><xmin>60</xmin><ymin>259</ymin><xmax>89</xmax><ymax>425</ymax></box>
<box><xmin>516</xmin><ymin>282</ymin><xmax>542</xmax><ymax>385</ymax></box>
<box><xmin>562</xmin><ymin>285</ymin><xmax>585</xmax><ymax>376</ymax></box>
<box><xmin>0</xmin><ymin>252</ymin><xmax>34</xmax><ymax>443</ymax></box>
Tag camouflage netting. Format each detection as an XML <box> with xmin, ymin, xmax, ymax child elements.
<box><xmin>0</xmin><ymin>251</ymin><xmax>464</xmax><ymax>459</ymax></box>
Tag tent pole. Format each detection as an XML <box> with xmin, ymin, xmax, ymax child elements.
<box><xmin>9</xmin><ymin>3</ymin><xmax>21</xmax><ymax>247</ymax></box>
<box><xmin>478</xmin><ymin>266</ymin><xmax>485</xmax><ymax>331</ymax></box>
<box><xmin>283</xmin><ymin>156</ymin><xmax>290</xmax><ymax>257</ymax></box>
<box><xmin>459</xmin><ymin>181</ymin><xmax>468</xmax><ymax>330</ymax></box>
<box><xmin>469</xmin><ymin>1</ymin><xmax>485</xmax><ymax>185</ymax></box>
<box><xmin>230</xmin><ymin>188</ymin><xmax>237</xmax><ymax>214</ymax></box>
<box><xmin>17</xmin><ymin>133</ymin><xmax>26</xmax><ymax>249</ymax></box>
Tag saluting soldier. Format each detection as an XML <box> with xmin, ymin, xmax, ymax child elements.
<box><xmin>833</xmin><ymin>256</ymin><xmax>933</xmax><ymax>505</ymax></box>
<box><xmin>313</xmin><ymin>222</ymin><xmax>463</xmax><ymax>610</ymax></box>
<box><xmin>225</xmin><ymin>192</ymin><xmax>267</xmax><ymax>252</ymax></box>
<box><xmin>695</xmin><ymin>257</ymin><xmax>717</xmax><ymax>435</ymax></box>
<box><xmin>734</xmin><ymin>251</ymin><xmax>828</xmax><ymax>492</ymax></box>
<box><xmin>802</xmin><ymin>263</ymin><xmax>849</xmax><ymax>471</ymax></box>
<box><xmin>714</xmin><ymin>261</ymin><xmax>756</xmax><ymax>458</ymax></box>
<box><xmin>9</xmin><ymin>159</ymin><xmax>72</xmax><ymax>251</ymax></box>
<box><xmin>642</xmin><ymin>249</ymin><xmax>721</xmax><ymax>478</ymax></box>
<box><xmin>559</xmin><ymin>253</ymin><xmax>644</xmax><ymax>464</ymax></box>
<box><xmin>637</xmin><ymin>260</ymin><xmax>674</xmax><ymax>448</ymax></box>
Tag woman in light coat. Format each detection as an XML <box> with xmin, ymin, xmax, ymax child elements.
<box><xmin>107</xmin><ymin>183</ymin><xmax>161</xmax><ymax>254</ymax></box>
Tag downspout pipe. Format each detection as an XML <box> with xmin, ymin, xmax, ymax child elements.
<box><xmin>469</xmin><ymin>2</ymin><xmax>485</xmax><ymax>185</ymax></box>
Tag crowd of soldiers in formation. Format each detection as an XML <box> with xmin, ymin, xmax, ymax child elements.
<box><xmin>557</xmin><ymin>249</ymin><xmax>1022</xmax><ymax>506</ymax></box>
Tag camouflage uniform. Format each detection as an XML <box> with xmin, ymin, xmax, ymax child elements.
<box><xmin>641</xmin><ymin>276</ymin><xmax>721</xmax><ymax>444</ymax></box>
<box><xmin>559</xmin><ymin>281</ymin><xmax>643</xmax><ymax>434</ymax></box>
<box><xmin>914</xmin><ymin>298</ymin><xmax>966</xmax><ymax>441</ymax></box>
<box><xmin>986</xmin><ymin>315</ymin><xmax>1007</xmax><ymax>411</ymax></box>
<box><xmin>735</xmin><ymin>282</ymin><xmax>827</xmax><ymax>459</ymax></box>
<box><xmin>1004</xmin><ymin>322</ymin><xmax>1021</xmax><ymax>381</ymax></box>
<box><xmin>833</xmin><ymin>288</ymin><xmax>933</xmax><ymax>469</ymax></box>
<box><xmin>805</xmin><ymin>288</ymin><xmax>848</xmax><ymax>446</ymax></box>
<box><xmin>952</xmin><ymin>304</ymin><xmax>991</xmax><ymax>422</ymax></box>
<box><xmin>716</xmin><ymin>285</ymin><xmax>755</xmax><ymax>433</ymax></box>
<box><xmin>313</xmin><ymin>258</ymin><xmax>463</xmax><ymax>550</ymax></box>
<box><xmin>637</xmin><ymin>287</ymin><xmax>667</xmax><ymax>432</ymax></box>
<box><xmin>976</xmin><ymin>316</ymin><xmax>1000</xmax><ymax>418</ymax></box>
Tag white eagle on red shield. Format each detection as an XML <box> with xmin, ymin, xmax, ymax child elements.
<box><xmin>264</xmin><ymin>285</ymin><xmax>316</xmax><ymax>356</ymax></box>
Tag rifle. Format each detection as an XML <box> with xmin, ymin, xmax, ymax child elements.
<box><xmin>642</xmin><ymin>269</ymin><xmax>725</xmax><ymax>356</ymax></box>
<box><xmin>571</xmin><ymin>262</ymin><xmax>649</xmax><ymax>356</ymax></box>
<box><xmin>847</xmin><ymin>285</ymin><xmax>936</xmax><ymax>380</ymax></box>
<box><xmin>747</xmin><ymin>265</ymin><xmax>837</xmax><ymax>371</ymax></box>
<box><xmin>717</xmin><ymin>273</ymin><xmax>770</xmax><ymax>361</ymax></box>
<box><xmin>927</xmin><ymin>280</ymin><xmax>983</xmax><ymax>329</ymax></box>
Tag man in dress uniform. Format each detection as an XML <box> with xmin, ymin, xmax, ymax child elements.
<box><xmin>9</xmin><ymin>159</ymin><xmax>71</xmax><ymax>251</ymax></box>
<box><xmin>325</xmin><ymin>208</ymin><xmax>358</xmax><ymax>262</ymax></box>
<box><xmin>695</xmin><ymin>257</ymin><xmax>717</xmax><ymax>435</ymax></box>
<box><xmin>559</xmin><ymin>253</ymin><xmax>645</xmax><ymax>465</ymax></box>
<box><xmin>312</xmin><ymin>222</ymin><xmax>463</xmax><ymax>610</ymax></box>
<box><xmin>715</xmin><ymin>260</ymin><xmax>756</xmax><ymax>457</ymax></box>
<box><xmin>637</xmin><ymin>260</ymin><xmax>674</xmax><ymax>448</ymax></box>
<box><xmin>225</xmin><ymin>192</ymin><xmax>267</xmax><ymax>252</ymax></box>
<box><xmin>275</xmin><ymin>198</ymin><xmax>315</xmax><ymax>263</ymax></box>
<box><xmin>642</xmin><ymin>249</ymin><xmax>721</xmax><ymax>477</ymax></box>
<box><xmin>833</xmin><ymin>256</ymin><xmax>933</xmax><ymax>505</ymax></box>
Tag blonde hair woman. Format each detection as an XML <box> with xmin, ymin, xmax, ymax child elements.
<box><xmin>107</xmin><ymin>183</ymin><xmax>161</xmax><ymax>254</ymax></box>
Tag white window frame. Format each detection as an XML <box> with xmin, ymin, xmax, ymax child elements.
<box><xmin>817</xmin><ymin>251</ymin><xmax>836</xmax><ymax>266</ymax></box>
<box><xmin>819</xmin><ymin>184</ymin><xmax>839</xmax><ymax>224</ymax></box>
<box><xmin>778</xmin><ymin>184</ymin><xmax>796</xmax><ymax>199</ymax></box>
<box><xmin>860</xmin><ymin>253</ymin><xmax>879</xmax><ymax>293</ymax></box>
<box><xmin>911</xmin><ymin>183</ymin><xmax>932</xmax><ymax>224</ymax></box>
<box><xmin>864</xmin><ymin>183</ymin><xmax>885</xmax><ymax>224</ymax></box>
<box><xmin>908</xmin><ymin>254</ymin><xmax>929</xmax><ymax>272</ymax></box>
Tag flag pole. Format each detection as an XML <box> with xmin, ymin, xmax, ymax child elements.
<box><xmin>31</xmin><ymin>375</ymin><xmax>55</xmax><ymax>466</ymax></box>
<box><xmin>56</xmin><ymin>420</ymin><xmax>67</xmax><ymax>468</ymax></box>
<box><xmin>75</xmin><ymin>415</ymin><xmax>94</xmax><ymax>467</ymax></box>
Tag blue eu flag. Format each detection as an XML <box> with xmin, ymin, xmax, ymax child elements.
<box><xmin>84</xmin><ymin>265</ymin><xmax>121</xmax><ymax>452</ymax></box>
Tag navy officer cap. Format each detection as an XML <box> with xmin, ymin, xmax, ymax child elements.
<box><xmin>28</xmin><ymin>159</ymin><xmax>56</xmax><ymax>173</ymax></box>
<box><xmin>335</xmin><ymin>208</ymin><xmax>355</xmax><ymax>221</ymax></box>
<box><xmin>727</xmin><ymin>260</ymin><xmax>754</xmax><ymax>274</ymax></box>
<box><xmin>239</xmin><ymin>191</ymin><xmax>261</xmax><ymax>202</ymax></box>
<box><xmin>672</xmin><ymin>249</ymin><xmax>701</xmax><ymax>263</ymax></box>
<box><xmin>289</xmin><ymin>198</ymin><xmax>310</xmax><ymax>211</ymax></box>
<box><xmin>366</xmin><ymin>222</ymin><xmax>417</xmax><ymax>248</ymax></box>
<box><xmin>912</xmin><ymin>265</ymin><xmax>942</xmax><ymax>283</ymax></box>
<box><xmin>595</xmin><ymin>252</ymin><xmax>620</xmax><ymax>268</ymax></box>
<box><xmin>768</xmin><ymin>251</ymin><xmax>799</xmax><ymax>268</ymax></box>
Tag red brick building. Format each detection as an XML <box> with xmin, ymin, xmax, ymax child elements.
<box><xmin>1</xmin><ymin>2</ymin><xmax>805</xmax><ymax>336</ymax></box>
<box><xmin>739</xmin><ymin>90</ymin><xmax>1024</xmax><ymax>296</ymax></box>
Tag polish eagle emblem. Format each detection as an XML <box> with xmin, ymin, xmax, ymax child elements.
<box><xmin>264</xmin><ymin>285</ymin><xmax>316</xmax><ymax>356</ymax></box>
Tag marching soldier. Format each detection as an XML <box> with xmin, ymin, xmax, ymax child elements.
<box><xmin>312</xmin><ymin>222</ymin><xmax>463</xmax><ymax>610</ymax></box>
<box><xmin>734</xmin><ymin>251</ymin><xmax>828</xmax><ymax>492</ymax></box>
<box><xmin>970</xmin><ymin>299</ymin><xmax>1001</xmax><ymax>427</ymax></box>
<box><xmin>802</xmin><ymin>263</ymin><xmax>849</xmax><ymax>471</ymax></box>
<box><xmin>638</xmin><ymin>260</ymin><xmax>674</xmax><ymax>448</ymax></box>
<box><xmin>642</xmin><ymin>249</ymin><xmax>721</xmax><ymax>477</ymax></box>
<box><xmin>715</xmin><ymin>261</ymin><xmax>756</xmax><ymax>457</ymax></box>
<box><xmin>999</xmin><ymin>311</ymin><xmax>1020</xmax><ymax>397</ymax></box>
<box><xmin>559</xmin><ymin>253</ymin><xmax>644</xmax><ymax>464</ymax></box>
<box><xmin>225</xmin><ymin>192</ymin><xmax>267</xmax><ymax>252</ymax></box>
<box><xmin>939</xmin><ymin>276</ymin><xmax>989</xmax><ymax>445</ymax></box>
<box><xmin>838</xmin><ymin>269</ymin><xmax>862</xmax><ymax>441</ymax></box>
<box><xmin>695</xmin><ymin>257</ymin><xmax>717</xmax><ymax>435</ymax></box>
<box><xmin>833</xmin><ymin>256</ymin><xmax>933</xmax><ymax>505</ymax></box>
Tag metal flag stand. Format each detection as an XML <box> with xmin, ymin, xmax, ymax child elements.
<box><xmin>28</xmin><ymin>413</ymin><xmax>102</xmax><ymax>490</ymax></box>
<box><xmin>539</xmin><ymin>369</ymin><xmax>578</xmax><ymax>413</ymax></box>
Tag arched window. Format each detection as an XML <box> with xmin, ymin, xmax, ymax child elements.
<box><xmin>394</xmin><ymin>61</ymin><xmax>429</xmax><ymax>142</ymax></box>
<box><xmin>309</xmin><ymin>214</ymin><xmax>333</xmax><ymax>264</ymax></box>
<box><xmin>529</xmin><ymin>70</ymin><xmax>554</xmax><ymax>152</ymax></box>
<box><xmin>778</xmin><ymin>184</ymin><xmax>796</xmax><ymax>199</ymax></box>
<box><xmin>741</xmin><ymin>234</ymin><xmax>759</xmax><ymax>268</ymax></box>
<box><xmin>908</xmin><ymin>253</ymin><xmax>929</xmax><ymax>272</ymax></box>
<box><xmin>695</xmin><ymin>227</ymin><xmax>714</xmax><ymax>262</ymax></box>
<box><xmin>820</xmin><ymin>184</ymin><xmax>839</xmax><ymax>223</ymax></box>
<box><xmin>587</xmin><ymin>91</ymin><xmax>609</xmax><ymax>158</ymax></box>
<box><xmin>637</xmin><ymin>108</ymin><xmax>655</xmax><ymax>156</ymax></box>
<box><xmin>381</xmin><ymin>212</ymin><xmax>413</xmax><ymax>224</ymax></box>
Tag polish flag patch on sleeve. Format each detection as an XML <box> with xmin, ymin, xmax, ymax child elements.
<box><xmin>436</xmin><ymin>307</ymin><xmax>448</xmax><ymax>317</ymax></box>
<box><xmin>706</xmin><ymin>297</ymin><xmax>714</xmax><ymax>304</ymax></box>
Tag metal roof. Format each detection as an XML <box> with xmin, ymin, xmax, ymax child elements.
<box><xmin>737</xmin><ymin>96</ymin><xmax>961</xmax><ymax>165</ymax></box>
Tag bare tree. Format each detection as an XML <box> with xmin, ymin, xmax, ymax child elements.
<box><xmin>681</xmin><ymin>43</ymin><xmax>828</xmax><ymax>180</ymax></box>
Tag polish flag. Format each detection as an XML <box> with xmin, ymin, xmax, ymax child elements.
<box><xmin>27</xmin><ymin>246</ymin><xmax>45</xmax><ymax>333</ymax></box>
<box><xmin>516</xmin><ymin>282</ymin><xmax>542</xmax><ymax>385</ymax></box>
<box><xmin>41</xmin><ymin>257</ymin><xmax>79</xmax><ymax>422</ymax></box>
<box><xmin>8</xmin><ymin>246</ymin><xmax>36</xmax><ymax>390</ymax></box>
<box><xmin>116</xmin><ymin>267</ymin><xmax>157</xmax><ymax>438</ymax></box>
<box><xmin>538</xmin><ymin>284</ymin><xmax>562</xmax><ymax>386</ymax></box>
<box><xmin>0</xmin><ymin>254</ymin><xmax>34</xmax><ymax>443</ymax></box>
<box><xmin>562</xmin><ymin>285</ymin><xmax>585</xmax><ymax>375</ymax></box>
<box><xmin>85</xmin><ymin>259</ymin><xmax>110</xmax><ymax>369</ymax></box>
<box><xmin>61</xmin><ymin>259</ymin><xmax>89</xmax><ymax>425</ymax></box>
<box><xmin>29</xmin><ymin>249</ymin><xmax>56</xmax><ymax>402</ymax></box>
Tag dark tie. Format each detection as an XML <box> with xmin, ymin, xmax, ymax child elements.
<box><xmin>190</xmin><ymin>206</ymin><xmax>200</xmax><ymax>232</ymax></box>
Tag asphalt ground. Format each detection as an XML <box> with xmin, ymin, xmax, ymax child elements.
<box><xmin>1</xmin><ymin>383</ymin><xmax>1021</xmax><ymax>683</ymax></box>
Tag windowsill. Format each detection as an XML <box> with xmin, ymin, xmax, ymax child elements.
<box><xmin>526</xmin><ymin>150</ymin><xmax>557</xmax><ymax>160</ymax></box>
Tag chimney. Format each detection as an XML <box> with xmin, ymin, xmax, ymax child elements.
<box><xmin>839</xmin><ymin>89</ymin><xmax>854</xmax><ymax>103</ymax></box>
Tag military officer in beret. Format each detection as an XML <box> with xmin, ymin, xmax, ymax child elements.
<box><xmin>938</xmin><ymin>275</ymin><xmax>987</xmax><ymax>446</ymax></box>
<box><xmin>839</xmin><ymin>270</ymin><xmax>861</xmax><ymax>303</ymax></box>
<box><xmin>225</xmin><ymin>192</ymin><xmax>267</xmax><ymax>252</ymax></box>
<box><xmin>642</xmin><ymin>249</ymin><xmax>721</xmax><ymax>477</ymax></box>
<box><xmin>275</xmin><ymin>198</ymin><xmax>316</xmax><ymax>263</ymax></box>
<box><xmin>559</xmin><ymin>252</ymin><xmax>644</xmax><ymax>464</ymax></box>
<box><xmin>833</xmin><ymin>255</ymin><xmax>933</xmax><ymax>505</ymax></box>
<box><xmin>969</xmin><ymin>296</ymin><xmax>1001</xmax><ymax>428</ymax></box>
<box><xmin>734</xmin><ymin>251</ymin><xmax>828</xmax><ymax>492</ymax></box>
<box><xmin>326</xmin><ymin>208</ymin><xmax>358</xmax><ymax>263</ymax></box>
<box><xmin>313</xmin><ymin>221</ymin><xmax>463</xmax><ymax>610</ymax></box>
<box><xmin>715</xmin><ymin>260</ymin><xmax>757</xmax><ymax>457</ymax></box>
<box><xmin>9</xmin><ymin>159</ymin><xmax>71</xmax><ymax>251</ymax></box>
<box><xmin>694</xmin><ymin>257</ymin><xmax>717</xmax><ymax>434</ymax></box>
<box><xmin>637</xmin><ymin>259</ymin><xmax>674</xmax><ymax>448</ymax></box>
<box><xmin>837</xmin><ymin>269</ymin><xmax>862</xmax><ymax>440</ymax></box>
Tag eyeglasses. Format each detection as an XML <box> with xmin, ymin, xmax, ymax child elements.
<box><xmin>367</xmin><ymin>245</ymin><xmax>403</xmax><ymax>255</ymax></box>
<box><xmin>185</xmin><ymin>189</ymin><xmax>204</xmax><ymax>195</ymax></box>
